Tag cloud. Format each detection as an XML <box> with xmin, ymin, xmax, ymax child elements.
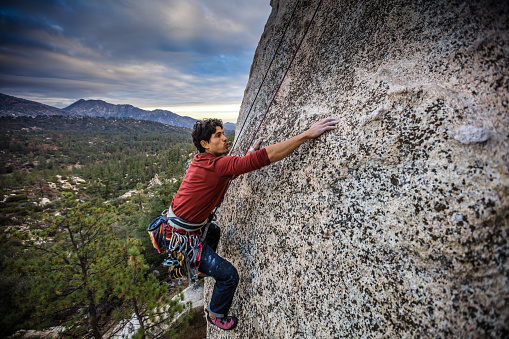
<box><xmin>0</xmin><ymin>0</ymin><xmax>271</xmax><ymax>121</ymax></box>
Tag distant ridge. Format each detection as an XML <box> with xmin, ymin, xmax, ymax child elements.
<box><xmin>224</xmin><ymin>122</ymin><xmax>236</xmax><ymax>131</ymax></box>
<box><xmin>0</xmin><ymin>93</ymin><xmax>68</xmax><ymax>117</ymax></box>
<box><xmin>0</xmin><ymin>93</ymin><xmax>236</xmax><ymax>131</ymax></box>
<box><xmin>64</xmin><ymin>99</ymin><xmax>197</xmax><ymax>129</ymax></box>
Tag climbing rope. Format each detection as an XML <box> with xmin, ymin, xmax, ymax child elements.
<box><xmin>229</xmin><ymin>0</ymin><xmax>301</xmax><ymax>155</ymax></box>
<box><xmin>230</xmin><ymin>0</ymin><xmax>324</xmax><ymax>156</ymax></box>
<box><xmin>212</xmin><ymin>0</ymin><xmax>323</xmax><ymax>214</ymax></box>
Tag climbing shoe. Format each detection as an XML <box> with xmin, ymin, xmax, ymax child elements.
<box><xmin>205</xmin><ymin>309</ymin><xmax>238</xmax><ymax>330</ymax></box>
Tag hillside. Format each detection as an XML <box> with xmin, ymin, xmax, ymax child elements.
<box><xmin>0</xmin><ymin>115</ymin><xmax>192</xmax><ymax>180</ymax></box>
<box><xmin>0</xmin><ymin>93</ymin><xmax>68</xmax><ymax>117</ymax></box>
<box><xmin>0</xmin><ymin>115</ymin><xmax>191</xmax><ymax>134</ymax></box>
<box><xmin>211</xmin><ymin>0</ymin><xmax>509</xmax><ymax>338</ymax></box>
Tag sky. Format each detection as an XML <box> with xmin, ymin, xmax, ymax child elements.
<box><xmin>0</xmin><ymin>0</ymin><xmax>272</xmax><ymax>122</ymax></box>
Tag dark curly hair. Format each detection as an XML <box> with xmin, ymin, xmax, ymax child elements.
<box><xmin>192</xmin><ymin>118</ymin><xmax>223</xmax><ymax>153</ymax></box>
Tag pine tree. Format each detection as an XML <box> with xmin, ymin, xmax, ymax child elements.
<box><xmin>14</xmin><ymin>193</ymin><xmax>121</xmax><ymax>337</ymax></box>
<box><xmin>110</xmin><ymin>240</ymin><xmax>191</xmax><ymax>339</ymax></box>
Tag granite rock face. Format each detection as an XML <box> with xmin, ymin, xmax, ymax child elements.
<box><xmin>206</xmin><ymin>0</ymin><xmax>508</xmax><ymax>337</ymax></box>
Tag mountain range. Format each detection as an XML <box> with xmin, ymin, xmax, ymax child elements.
<box><xmin>0</xmin><ymin>93</ymin><xmax>236</xmax><ymax>131</ymax></box>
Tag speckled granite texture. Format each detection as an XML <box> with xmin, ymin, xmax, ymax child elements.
<box><xmin>205</xmin><ymin>0</ymin><xmax>508</xmax><ymax>337</ymax></box>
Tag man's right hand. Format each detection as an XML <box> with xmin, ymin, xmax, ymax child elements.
<box><xmin>304</xmin><ymin>118</ymin><xmax>339</xmax><ymax>139</ymax></box>
<box><xmin>265</xmin><ymin>117</ymin><xmax>338</xmax><ymax>163</ymax></box>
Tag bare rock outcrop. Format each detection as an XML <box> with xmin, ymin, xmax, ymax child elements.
<box><xmin>207</xmin><ymin>0</ymin><xmax>508</xmax><ymax>337</ymax></box>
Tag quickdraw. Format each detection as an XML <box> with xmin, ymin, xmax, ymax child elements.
<box><xmin>189</xmin><ymin>235</ymin><xmax>202</xmax><ymax>264</ymax></box>
<box><xmin>167</xmin><ymin>232</ymin><xmax>188</xmax><ymax>253</ymax></box>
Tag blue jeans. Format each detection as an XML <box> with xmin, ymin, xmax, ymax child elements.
<box><xmin>198</xmin><ymin>223</ymin><xmax>239</xmax><ymax>318</ymax></box>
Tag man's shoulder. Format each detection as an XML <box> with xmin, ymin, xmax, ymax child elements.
<box><xmin>191</xmin><ymin>152</ymin><xmax>225</xmax><ymax>171</ymax></box>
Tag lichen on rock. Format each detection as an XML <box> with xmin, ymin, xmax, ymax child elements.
<box><xmin>206</xmin><ymin>0</ymin><xmax>509</xmax><ymax>338</ymax></box>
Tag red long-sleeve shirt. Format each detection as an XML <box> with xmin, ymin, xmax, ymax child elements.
<box><xmin>171</xmin><ymin>149</ymin><xmax>271</xmax><ymax>223</ymax></box>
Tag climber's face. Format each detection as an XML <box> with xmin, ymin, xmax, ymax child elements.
<box><xmin>201</xmin><ymin>126</ymin><xmax>229</xmax><ymax>156</ymax></box>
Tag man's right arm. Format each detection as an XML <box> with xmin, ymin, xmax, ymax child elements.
<box><xmin>264</xmin><ymin>118</ymin><xmax>338</xmax><ymax>163</ymax></box>
<box><xmin>216</xmin><ymin>118</ymin><xmax>337</xmax><ymax>175</ymax></box>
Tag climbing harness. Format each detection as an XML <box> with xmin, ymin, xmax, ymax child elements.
<box><xmin>147</xmin><ymin>207</ymin><xmax>211</xmax><ymax>283</ymax></box>
<box><xmin>230</xmin><ymin>0</ymin><xmax>324</xmax><ymax>157</ymax></box>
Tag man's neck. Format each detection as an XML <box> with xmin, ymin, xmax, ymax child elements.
<box><xmin>205</xmin><ymin>150</ymin><xmax>223</xmax><ymax>157</ymax></box>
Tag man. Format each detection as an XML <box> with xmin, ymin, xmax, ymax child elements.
<box><xmin>170</xmin><ymin>117</ymin><xmax>338</xmax><ymax>330</ymax></box>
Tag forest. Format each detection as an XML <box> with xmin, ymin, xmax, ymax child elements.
<box><xmin>0</xmin><ymin>116</ymin><xmax>233</xmax><ymax>338</ymax></box>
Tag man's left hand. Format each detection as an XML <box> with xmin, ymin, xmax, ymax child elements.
<box><xmin>252</xmin><ymin>137</ymin><xmax>266</xmax><ymax>151</ymax></box>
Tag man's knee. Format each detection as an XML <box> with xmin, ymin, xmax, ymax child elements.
<box><xmin>228</xmin><ymin>265</ymin><xmax>239</xmax><ymax>288</ymax></box>
<box><xmin>218</xmin><ymin>262</ymin><xmax>239</xmax><ymax>289</ymax></box>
